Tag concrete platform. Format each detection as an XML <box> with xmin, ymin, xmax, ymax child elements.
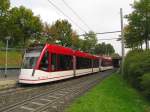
<box><xmin>0</xmin><ymin>69</ymin><xmax>19</xmax><ymax>90</ymax></box>
<box><xmin>0</xmin><ymin>79</ymin><xmax>17</xmax><ymax>90</ymax></box>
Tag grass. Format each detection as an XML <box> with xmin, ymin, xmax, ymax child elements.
<box><xmin>66</xmin><ymin>73</ymin><xmax>150</xmax><ymax>112</ymax></box>
<box><xmin>0</xmin><ymin>51</ymin><xmax>22</xmax><ymax>68</ymax></box>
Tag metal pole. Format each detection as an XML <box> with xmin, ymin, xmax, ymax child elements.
<box><xmin>106</xmin><ymin>46</ymin><xmax>107</xmax><ymax>56</ymax></box>
<box><xmin>120</xmin><ymin>8</ymin><xmax>125</xmax><ymax>75</ymax></box>
<box><xmin>4</xmin><ymin>39</ymin><xmax>8</xmax><ymax>78</ymax></box>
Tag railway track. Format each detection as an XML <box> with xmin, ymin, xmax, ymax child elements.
<box><xmin>0</xmin><ymin>70</ymin><xmax>114</xmax><ymax>112</ymax></box>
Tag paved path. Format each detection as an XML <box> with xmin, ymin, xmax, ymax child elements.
<box><xmin>0</xmin><ymin>69</ymin><xmax>19</xmax><ymax>90</ymax></box>
<box><xmin>0</xmin><ymin>69</ymin><xmax>19</xmax><ymax>79</ymax></box>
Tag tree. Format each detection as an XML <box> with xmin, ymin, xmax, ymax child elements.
<box><xmin>48</xmin><ymin>19</ymin><xmax>73</xmax><ymax>47</ymax></box>
<box><xmin>81</xmin><ymin>31</ymin><xmax>97</xmax><ymax>53</ymax></box>
<box><xmin>40</xmin><ymin>22</ymin><xmax>59</xmax><ymax>44</ymax></box>
<box><xmin>7</xmin><ymin>6</ymin><xmax>43</xmax><ymax>47</ymax></box>
<box><xmin>94</xmin><ymin>42</ymin><xmax>115</xmax><ymax>55</ymax></box>
<box><xmin>124</xmin><ymin>25</ymin><xmax>143</xmax><ymax>49</ymax></box>
<box><xmin>71</xmin><ymin>31</ymin><xmax>81</xmax><ymax>50</ymax></box>
<box><xmin>0</xmin><ymin>0</ymin><xmax>10</xmax><ymax>41</ymax></box>
<box><xmin>94</xmin><ymin>43</ymin><xmax>105</xmax><ymax>55</ymax></box>
<box><xmin>106</xmin><ymin>44</ymin><xmax>115</xmax><ymax>55</ymax></box>
<box><xmin>125</xmin><ymin>0</ymin><xmax>150</xmax><ymax>49</ymax></box>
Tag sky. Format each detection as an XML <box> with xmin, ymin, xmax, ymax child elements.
<box><xmin>10</xmin><ymin>0</ymin><xmax>134</xmax><ymax>55</ymax></box>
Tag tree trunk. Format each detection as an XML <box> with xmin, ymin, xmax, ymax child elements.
<box><xmin>145</xmin><ymin>39</ymin><xmax>149</xmax><ymax>50</ymax></box>
<box><xmin>140</xmin><ymin>42</ymin><xmax>143</xmax><ymax>50</ymax></box>
<box><xmin>148</xmin><ymin>40</ymin><xmax>149</xmax><ymax>49</ymax></box>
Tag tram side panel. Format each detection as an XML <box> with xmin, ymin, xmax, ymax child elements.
<box><xmin>100</xmin><ymin>58</ymin><xmax>113</xmax><ymax>71</ymax></box>
<box><xmin>93</xmin><ymin>58</ymin><xmax>100</xmax><ymax>73</ymax></box>
<box><xmin>75</xmin><ymin>56</ymin><xmax>93</xmax><ymax>76</ymax></box>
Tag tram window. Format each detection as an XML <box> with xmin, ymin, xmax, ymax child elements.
<box><xmin>39</xmin><ymin>51</ymin><xmax>49</xmax><ymax>71</ymax></box>
<box><xmin>23</xmin><ymin>57</ymin><xmax>38</xmax><ymax>69</ymax></box>
<box><xmin>101</xmin><ymin>61</ymin><xmax>106</xmax><ymax>66</ymax></box>
<box><xmin>93</xmin><ymin>59</ymin><xmax>99</xmax><ymax>68</ymax></box>
<box><xmin>101</xmin><ymin>60</ymin><xmax>112</xmax><ymax>66</ymax></box>
<box><xmin>51</xmin><ymin>54</ymin><xmax>57</xmax><ymax>71</ymax></box>
<box><xmin>57</xmin><ymin>55</ymin><xmax>73</xmax><ymax>70</ymax></box>
<box><xmin>76</xmin><ymin>57</ymin><xmax>92</xmax><ymax>69</ymax></box>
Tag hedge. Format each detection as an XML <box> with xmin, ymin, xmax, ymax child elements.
<box><xmin>123</xmin><ymin>49</ymin><xmax>150</xmax><ymax>98</ymax></box>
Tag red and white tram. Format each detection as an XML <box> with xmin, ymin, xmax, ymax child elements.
<box><xmin>19</xmin><ymin>44</ymin><xmax>113</xmax><ymax>84</ymax></box>
<box><xmin>100</xmin><ymin>56</ymin><xmax>113</xmax><ymax>71</ymax></box>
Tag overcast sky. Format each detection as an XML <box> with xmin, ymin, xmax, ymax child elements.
<box><xmin>10</xmin><ymin>0</ymin><xmax>134</xmax><ymax>55</ymax></box>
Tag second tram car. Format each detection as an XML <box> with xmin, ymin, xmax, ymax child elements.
<box><xmin>19</xmin><ymin>44</ymin><xmax>113</xmax><ymax>84</ymax></box>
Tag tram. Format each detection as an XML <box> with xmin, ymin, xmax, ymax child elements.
<box><xmin>19</xmin><ymin>44</ymin><xmax>113</xmax><ymax>84</ymax></box>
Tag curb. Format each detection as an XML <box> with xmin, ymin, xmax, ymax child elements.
<box><xmin>0</xmin><ymin>80</ymin><xmax>17</xmax><ymax>90</ymax></box>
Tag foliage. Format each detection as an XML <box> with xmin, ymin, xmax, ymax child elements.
<box><xmin>124</xmin><ymin>25</ymin><xmax>143</xmax><ymax>49</ymax></box>
<box><xmin>66</xmin><ymin>74</ymin><xmax>150</xmax><ymax>112</ymax></box>
<box><xmin>141</xmin><ymin>73</ymin><xmax>150</xmax><ymax>99</ymax></box>
<box><xmin>71</xmin><ymin>31</ymin><xmax>81</xmax><ymax>50</ymax></box>
<box><xmin>0</xmin><ymin>41</ymin><xmax>5</xmax><ymax>48</ymax></box>
<box><xmin>47</xmin><ymin>19</ymin><xmax>73</xmax><ymax>47</ymax></box>
<box><xmin>0</xmin><ymin>0</ymin><xmax>43</xmax><ymax>47</ymax></box>
<box><xmin>123</xmin><ymin>50</ymin><xmax>150</xmax><ymax>92</ymax></box>
<box><xmin>94</xmin><ymin>42</ymin><xmax>115</xmax><ymax>55</ymax></box>
<box><xmin>81</xmin><ymin>31</ymin><xmax>97</xmax><ymax>53</ymax></box>
<box><xmin>0</xmin><ymin>0</ymin><xmax>10</xmax><ymax>41</ymax></box>
<box><xmin>42</xmin><ymin>22</ymin><xmax>81</xmax><ymax>50</ymax></box>
<box><xmin>41</xmin><ymin>22</ymin><xmax>57</xmax><ymax>44</ymax></box>
<box><xmin>7</xmin><ymin>6</ymin><xmax>43</xmax><ymax>47</ymax></box>
<box><xmin>124</xmin><ymin>0</ymin><xmax>150</xmax><ymax>49</ymax></box>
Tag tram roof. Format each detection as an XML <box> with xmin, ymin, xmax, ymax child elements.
<box><xmin>42</xmin><ymin>44</ymin><xmax>101</xmax><ymax>59</ymax></box>
<box><xmin>74</xmin><ymin>51</ymin><xmax>94</xmax><ymax>59</ymax></box>
<box><xmin>46</xmin><ymin>44</ymin><xmax>74</xmax><ymax>55</ymax></box>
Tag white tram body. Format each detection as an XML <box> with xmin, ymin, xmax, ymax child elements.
<box><xmin>19</xmin><ymin>44</ymin><xmax>113</xmax><ymax>84</ymax></box>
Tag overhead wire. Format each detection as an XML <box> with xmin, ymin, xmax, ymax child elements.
<box><xmin>46</xmin><ymin>0</ymin><xmax>121</xmax><ymax>41</ymax></box>
<box><xmin>46</xmin><ymin>0</ymin><xmax>87</xmax><ymax>33</ymax></box>
<box><xmin>61</xmin><ymin>0</ymin><xmax>92</xmax><ymax>31</ymax></box>
<box><xmin>97</xmin><ymin>38</ymin><xmax>120</xmax><ymax>40</ymax></box>
<box><xmin>78</xmin><ymin>30</ymin><xmax>121</xmax><ymax>41</ymax></box>
<box><xmin>78</xmin><ymin>30</ymin><xmax>121</xmax><ymax>36</ymax></box>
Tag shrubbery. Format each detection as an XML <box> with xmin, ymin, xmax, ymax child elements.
<box><xmin>141</xmin><ymin>73</ymin><xmax>150</xmax><ymax>99</ymax></box>
<box><xmin>123</xmin><ymin>50</ymin><xmax>150</xmax><ymax>98</ymax></box>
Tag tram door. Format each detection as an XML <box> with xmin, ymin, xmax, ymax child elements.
<box><xmin>39</xmin><ymin>51</ymin><xmax>49</xmax><ymax>71</ymax></box>
<box><xmin>51</xmin><ymin>54</ymin><xmax>57</xmax><ymax>72</ymax></box>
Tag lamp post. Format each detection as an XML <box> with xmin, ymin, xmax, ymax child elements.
<box><xmin>5</xmin><ymin>36</ymin><xmax>11</xmax><ymax>78</ymax></box>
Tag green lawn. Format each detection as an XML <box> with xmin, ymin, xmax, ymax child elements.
<box><xmin>0</xmin><ymin>51</ymin><xmax>22</xmax><ymax>68</ymax></box>
<box><xmin>66</xmin><ymin>73</ymin><xmax>150</xmax><ymax>112</ymax></box>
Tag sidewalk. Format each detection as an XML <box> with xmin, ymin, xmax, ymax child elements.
<box><xmin>0</xmin><ymin>70</ymin><xmax>19</xmax><ymax>90</ymax></box>
<box><xmin>0</xmin><ymin>78</ymin><xmax>17</xmax><ymax>90</ymax></box>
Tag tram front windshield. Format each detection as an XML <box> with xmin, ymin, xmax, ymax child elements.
<box><xmin>22</xmin><ymin>52</ymin><xmax>40</xmax><ymax>69</ymax></box>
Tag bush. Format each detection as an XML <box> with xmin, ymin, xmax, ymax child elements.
<box><xmin>141</xmin><ymin>73</ymin><xmax>150</xmax><ymax>99</ymax></box>
<box><xmin>123</xmin><ymin>50</ymin><xmax>150</xmax><ymax>90</ymax></box>
<box><xmin>0</xmin><ymin>41</ymin><xmax>5</xmax><ymax>48</ymax></box>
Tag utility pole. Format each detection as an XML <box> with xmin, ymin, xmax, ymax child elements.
<box><xmin>120</xmin><ymin>8</ymin><xmax>125</xmax><ymax>75</ymax></box>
